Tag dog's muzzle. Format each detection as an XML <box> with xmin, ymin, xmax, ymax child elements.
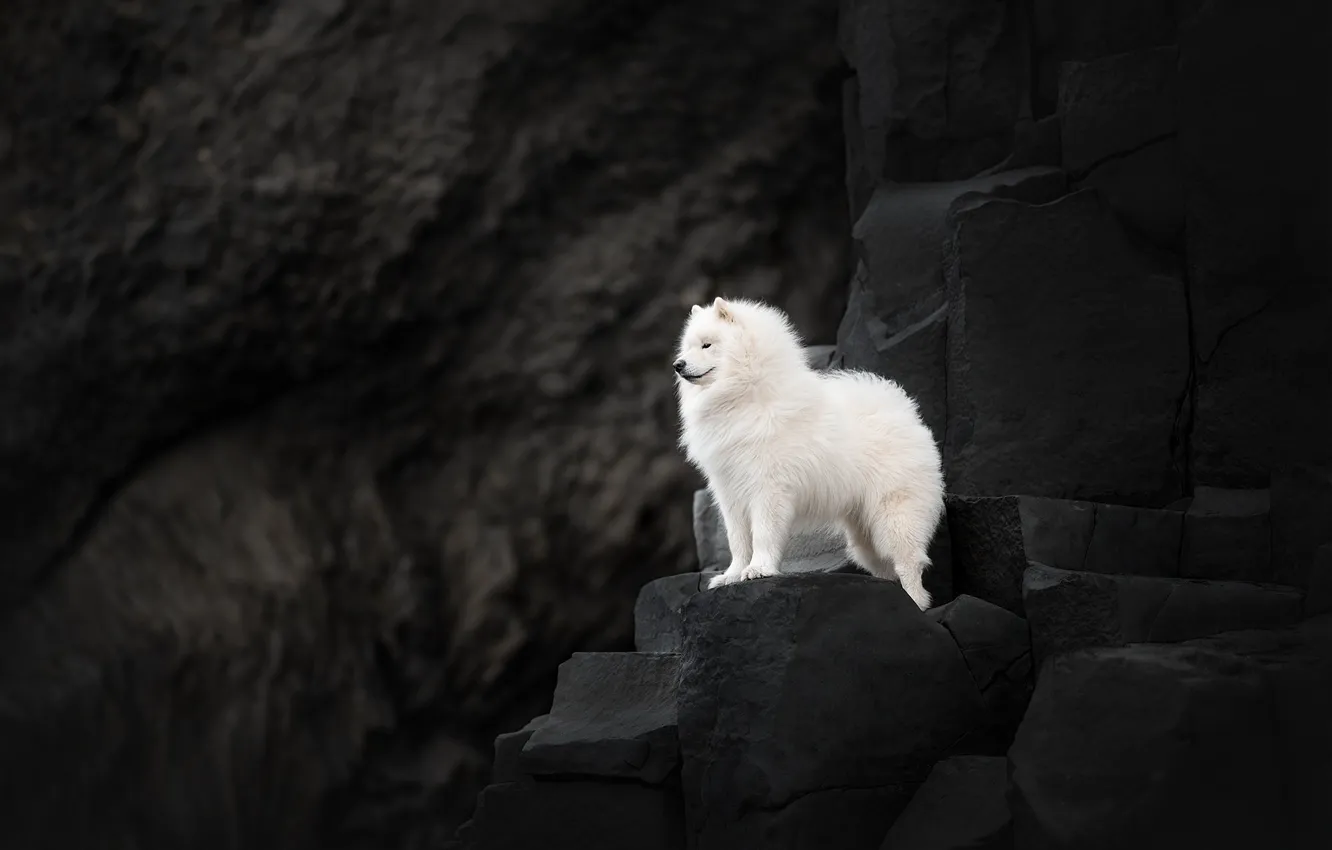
<box><xmin>676</xmin><ymin>365</ymin><xmax>714</xmax><ymax>383</ymax></box>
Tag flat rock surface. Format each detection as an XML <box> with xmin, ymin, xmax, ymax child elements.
<box><xmin>635</xmin><ymin>573</ymin><xmax>707</xmax><ymax>654</ymax></box>
<box><xmin>1022</xmin><ymin>563</ymin><xmax>1304</xmax><ymax>671</ymax></box>
<box><xmin>521</xmin><ymin>653</ymin><xmax>680</xmax><ymax>783</ymax></box>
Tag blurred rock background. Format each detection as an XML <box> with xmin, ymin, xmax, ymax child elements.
<box><xmin>0</xmin><ymin>1</ymin><xmax>849</xmax><ymax>847</ymax></box>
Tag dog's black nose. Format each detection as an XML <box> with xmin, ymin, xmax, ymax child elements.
<box><xmin>673</xmin><ymin>359</ymin><xmax>686</xmax><ymax>374</ymax></box>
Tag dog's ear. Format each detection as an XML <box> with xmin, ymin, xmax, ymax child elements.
<box><xmin>691</xmin><ymin>304</ymin><xmax>703</xmax><ymax>315</ymax></box>
<box><xmin>713</xmin><ymin>297</ymin><xmax>734</xmax><ymax>322</ymax></box>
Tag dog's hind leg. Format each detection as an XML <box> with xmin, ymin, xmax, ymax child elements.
<box><xmin>841</xmin><ymin>515</ymin><xmax>897</xmax><ymax>581</ymax></box>
<box><xmin>865</xmin><ymin>492</ymin><xmax>940</xmax><ymax>610</ymax></box>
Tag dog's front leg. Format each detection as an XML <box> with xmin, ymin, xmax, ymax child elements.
<box><xmin>707</xmin><ymin>496</ymin><xmax>753</xmax><ymax>590</ymax></box>
<box><xmin>740</xmin><ymin>496</ymin><xmax>793</xmax><ymax>582</ymax></box>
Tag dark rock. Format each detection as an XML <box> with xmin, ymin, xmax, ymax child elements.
<box><xmin>1021</xmin><ymin>496</ymin><xmax>1187</xmax><ymax>579</ymax></box>
<box><xmin>493</xmin><ymin>715</ymin><xmax>548</xmax><ymax>784</ymax></box>
<box><xmin>880</xmin><ymin>756</ymin><xmax>1011</xmax><ymax>850</ymax></box>
<box><xmin>1077</xmin><ymin>136</ymin><xmax>1184</xmax><ymax>245</ymax></box>
<box><xmin>520</xmin><ymin>653</ymin><xmax>679</xmax><ymax>784</ymax></box>
<box><xmin>848</xmin><ymin>169</ymin><xmax>1067</xmax><ymax>338</ymax></box>
<box><xmin>931</xmin><ymin>594</ymin><xmax>1030</xmax><ymax>696</ymax></box>
<box><xmin>837</xmin><ymin>168</ymin><xmax>1065</xmax><ymax>440</ymax></box>
<box><xmin>803</xmin><ymin>344</ymin><xmax>838</xmax><ymax>371</ymax></box>
<box><xmin>1306</xmin><ymin>545</ymin><xmax>1332</xmax><ymax>618</ymax></box>
<box><xmin>949</xmin><ymin>495</ymin><xmax>1190</xmax><ymax>615</ymax></box>
<box><xmin>1178</xmin><ymin>0</ymin><xmax>1332</xmax><ymax>489</ymax></box>
<box><xmin>635</xmin><ymin>573</ymin><xmax>706</xmax><ymax>654</ymax></box>
<box><xmin>0</xmin><ymin>1</ymin><xmax>852</xmax><ymax>844</ymax></box>
<box><xmin>979</xmin><ymin>114</ymin><xmax>1062</xmax><ymax>174</ymax></box>
<box><xmin>840</xmin><ymin>0</ymin><xmax>1025</xmax><ymax>182</ymax></box>
<box><xmin>1271</xmin><ymin>465</ymin><xmax>1332</xmax><ymax>589</ymax></box>
<box><xmin>1187</xmin><ymin>615</ymin><xmax>1332</xmax><ymax>850</ymax></box>
<box><xmin>466</xmin><ymin>779</ymin><xmax>686</xmax><ymax>850</ymax></box>
<box><xmin>930</xmin><ymin>594</ymin><xmax>1033</xmax><ymax>752</ymax></box>
<box><xmin>1181</xmin><ymin>487</ymin><xmax>1272</xmax><ymax>582</ymax></box>
<box><xmin>1011</xmin><ymin>619</ymin><xmax>1332</xmax><ymax>849</ymax></box>
<box><xmin>1033</xmin><ymin>0</ymin><xmax>1177</xmax><ymax>61</ymax></box>
<box><xmin>843</xmin><ymin>75</ymin><xmax>875</xmax><ymax>221</ymax></box>
<box><xmin>1079</xmin><ymin>502</ymin><xmax>1184</xmax><ymax>578</ymax></box>
<box><xmin>1058</xmin><ymin>46</ymin><xmax>1177</xmax><ymax>173</ymax></box>
<box><xmin>1032</xmin><ymin>0</ymin><xmax>1177</xmax><ymax>114</ymax></box>
<box><xmin>1017</xmin><ymin>496</ymin><xmax>1097</xmax><ymax>574</ymax></box>
<box><xmin>678</xmin><ymin>573</ymin><xmax>986</xmax><ymax>849</ymax></box>
<box><xmin>946</xmin><ymin>495</ymin><xmax>1028</xmax><ymax>616</ymax></box>
<box><xmin>845</xmin><ymin>297</ymin><xmax>950</xmax><ymax>455</ymax></box>
<box><xmin>944</xmin><ymin>189</ymin><xmax>1189</xmax><ymax>504</ymax></box>
<box><xmin>1023</xmin><ymin>563</ymin><xmax>1304</xmax><ymax>671</ymax></box>
<box><xmin>1010</xmin><ymin>644</ymin><xmax>1282</xmax><ymax>850</ymax></box>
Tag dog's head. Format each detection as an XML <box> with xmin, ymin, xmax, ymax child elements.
<box><xmin>674</xmin><ymin>297</ymin><xmax>739</xmax><ymax>388</ymax></box>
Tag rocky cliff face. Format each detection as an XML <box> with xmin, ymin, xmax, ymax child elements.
<box><xmin>454</xmin><ymin>0</ymin><xmax>1332</xmax><ymax>848</ymax></box>
<box><xmin>0</xmin><ymin>1</ymin><xmax>849</xmax><ymax>847</ymax></box>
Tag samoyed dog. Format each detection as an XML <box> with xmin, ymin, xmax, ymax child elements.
<box><xmin>674</xmin><ymin>296</ymin><xmax>944</xmax><ymax>610</ymax></box>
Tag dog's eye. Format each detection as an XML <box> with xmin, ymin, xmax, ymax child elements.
<box><xmin>701</xmin><ymin>343</ymin><xmax>712</xmax><ymax>349</ymax></box>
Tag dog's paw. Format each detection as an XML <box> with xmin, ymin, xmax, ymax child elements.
<box><xmin>739</xmin><ymin>564</ymin><xmax>778</xmax><ymax>582</ymax></box>
<box><xmin>706</xmin><ymin>572</ymin><xmax>731</xmax><ymax>590</ymax></box>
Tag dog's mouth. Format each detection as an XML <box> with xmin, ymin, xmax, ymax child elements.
<box><xmin>679</xmin><ymin>367</ymin><xmax>715</xmax><ymax>384</ymax></box>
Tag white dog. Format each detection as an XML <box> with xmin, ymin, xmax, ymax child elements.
<box><xmin>674</xmin><ymin>297</ymin><xmax>944</xmax><ymax>610</ymax></box>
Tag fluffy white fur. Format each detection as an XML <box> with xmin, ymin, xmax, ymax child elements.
<box><xmin>674</xmin><ymin>296</ymin><xmax>945</xmax><ymax>610</ymax></box>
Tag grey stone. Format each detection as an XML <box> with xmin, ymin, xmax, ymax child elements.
<box><xmin>521</xmin><ymin>653</ymin><xmax>680</xmax><ymax>784</ymax></box>
<box><xmin>634</xmin><ymin>573</ymin><xmax>706</xmax><ymax>653</ymax></box>
<box><xmin>1178</xmin><ymin>1</ymin><xmax>1332</xmax><ymax>490</ymax></box>
<box><xmin>840</xmin><ymin>0</ymin><xmax>1025</xmax><ymax>182</ymax></box>
<box><xmin>944</xmin><ymin>190</ymin><xmax>1189</xmax><ymax>504</ymax></box>
<box><xmin>979</xmin><ymin>114</ymin><xmax>1062</xmax><ymax>174</ymax></box>
<box><xmin>1032</xmin><ymin>0</ymin><xmax>1178</xmax><ymax>114</ymax></box>
<box><xmin>1181</xmin><ymin>487</ymin><xmax>1272</xmax><ymax>582</ymax></box>
<box><xmin>465</xmin><ymin>779</ymin><xmax>685</xmax><ymax>850</ymax></box>
<box><xmin>0</xmin><ymin>0</ymin><xmax>855</xmax><ymax>842</ymax></box>
<box><xmin>1305</xmin><ymin>545</ymin><xmax>1332</xmax><ymax>619</ymax></box>
<box><xmin>945</xmin><ymin>495</ymin><xmax>1028</xmax><ymax>616</ymax></box>
<box><xmin>803</xmin><ymin>344</ymin><xmax>837</xmax><ymax>371</ymax></box>
<box><xmin>1077</xmin><ymin>136</ymin><xmax>1184</xmax><ymax>246</ymax></box>
<box><xmin>837</xmin><ymin>168</ymin><xmax>1065</xmax><ymax>441</ymax></box>
<box><xmin>930</xmin><ymin>593</ymin><xmax>1033</xmax><ymax>753</ymax></box>
<box><xmin>678</xmin><ymin>573</ymin><xmax>986</xmax><ymax>849</ymax></box>
<box><xmin>1018</xmin><ymin>496</ymin><xmax>1097</xmax><ymax>572</ymax></box>
<box><xmin>1033</xmin><ymin>0</ymin><xmax>1177</xmax><ymax>61</ymax></box>
<box><xmin>950</xmin><ymin>494</ymin><xmax>1191</xmax><ymax>616</ymax></box>
<box><xmin>1058</xmin><ymin>46</ymin><xmax>1178</xmax><ymax>173</ymax></box>
<box><xmin>1010</xmin><ymin>643</ymin><xmax>1284</xmax><ymax>850</ymax></box>
<box><xmin>1023</xmin><ymin>563</ymin><xmax>1305</xmax><ymax>672</ymax></box>
<box><xmin>1021</xmin><ymin>496</ymin><xmax>1187</xmax><ymax>579</ymax></box>
<box><xmin>492</xmin><ymin>715</ymin><xmax>547</xmax><ymax>784</ymax></box>
<box><xmin>848</xmin><ymin>169</ymin><xmax>1067</xmax><ymax>336</ymax></box>
<box><xmin>880</xmin><ymin>756</ymin><xmax>1011</xmax><ymax>850</ymax></box>
<box><xmin>1271</xmin><ymin>465</ymin><xmax>1332</xmax><ymax>589</ymax></box>
<box><xmin>1081</xmin><ymin>502</ymin><xmax>1183</xmax><ymax>578</ymax></box>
